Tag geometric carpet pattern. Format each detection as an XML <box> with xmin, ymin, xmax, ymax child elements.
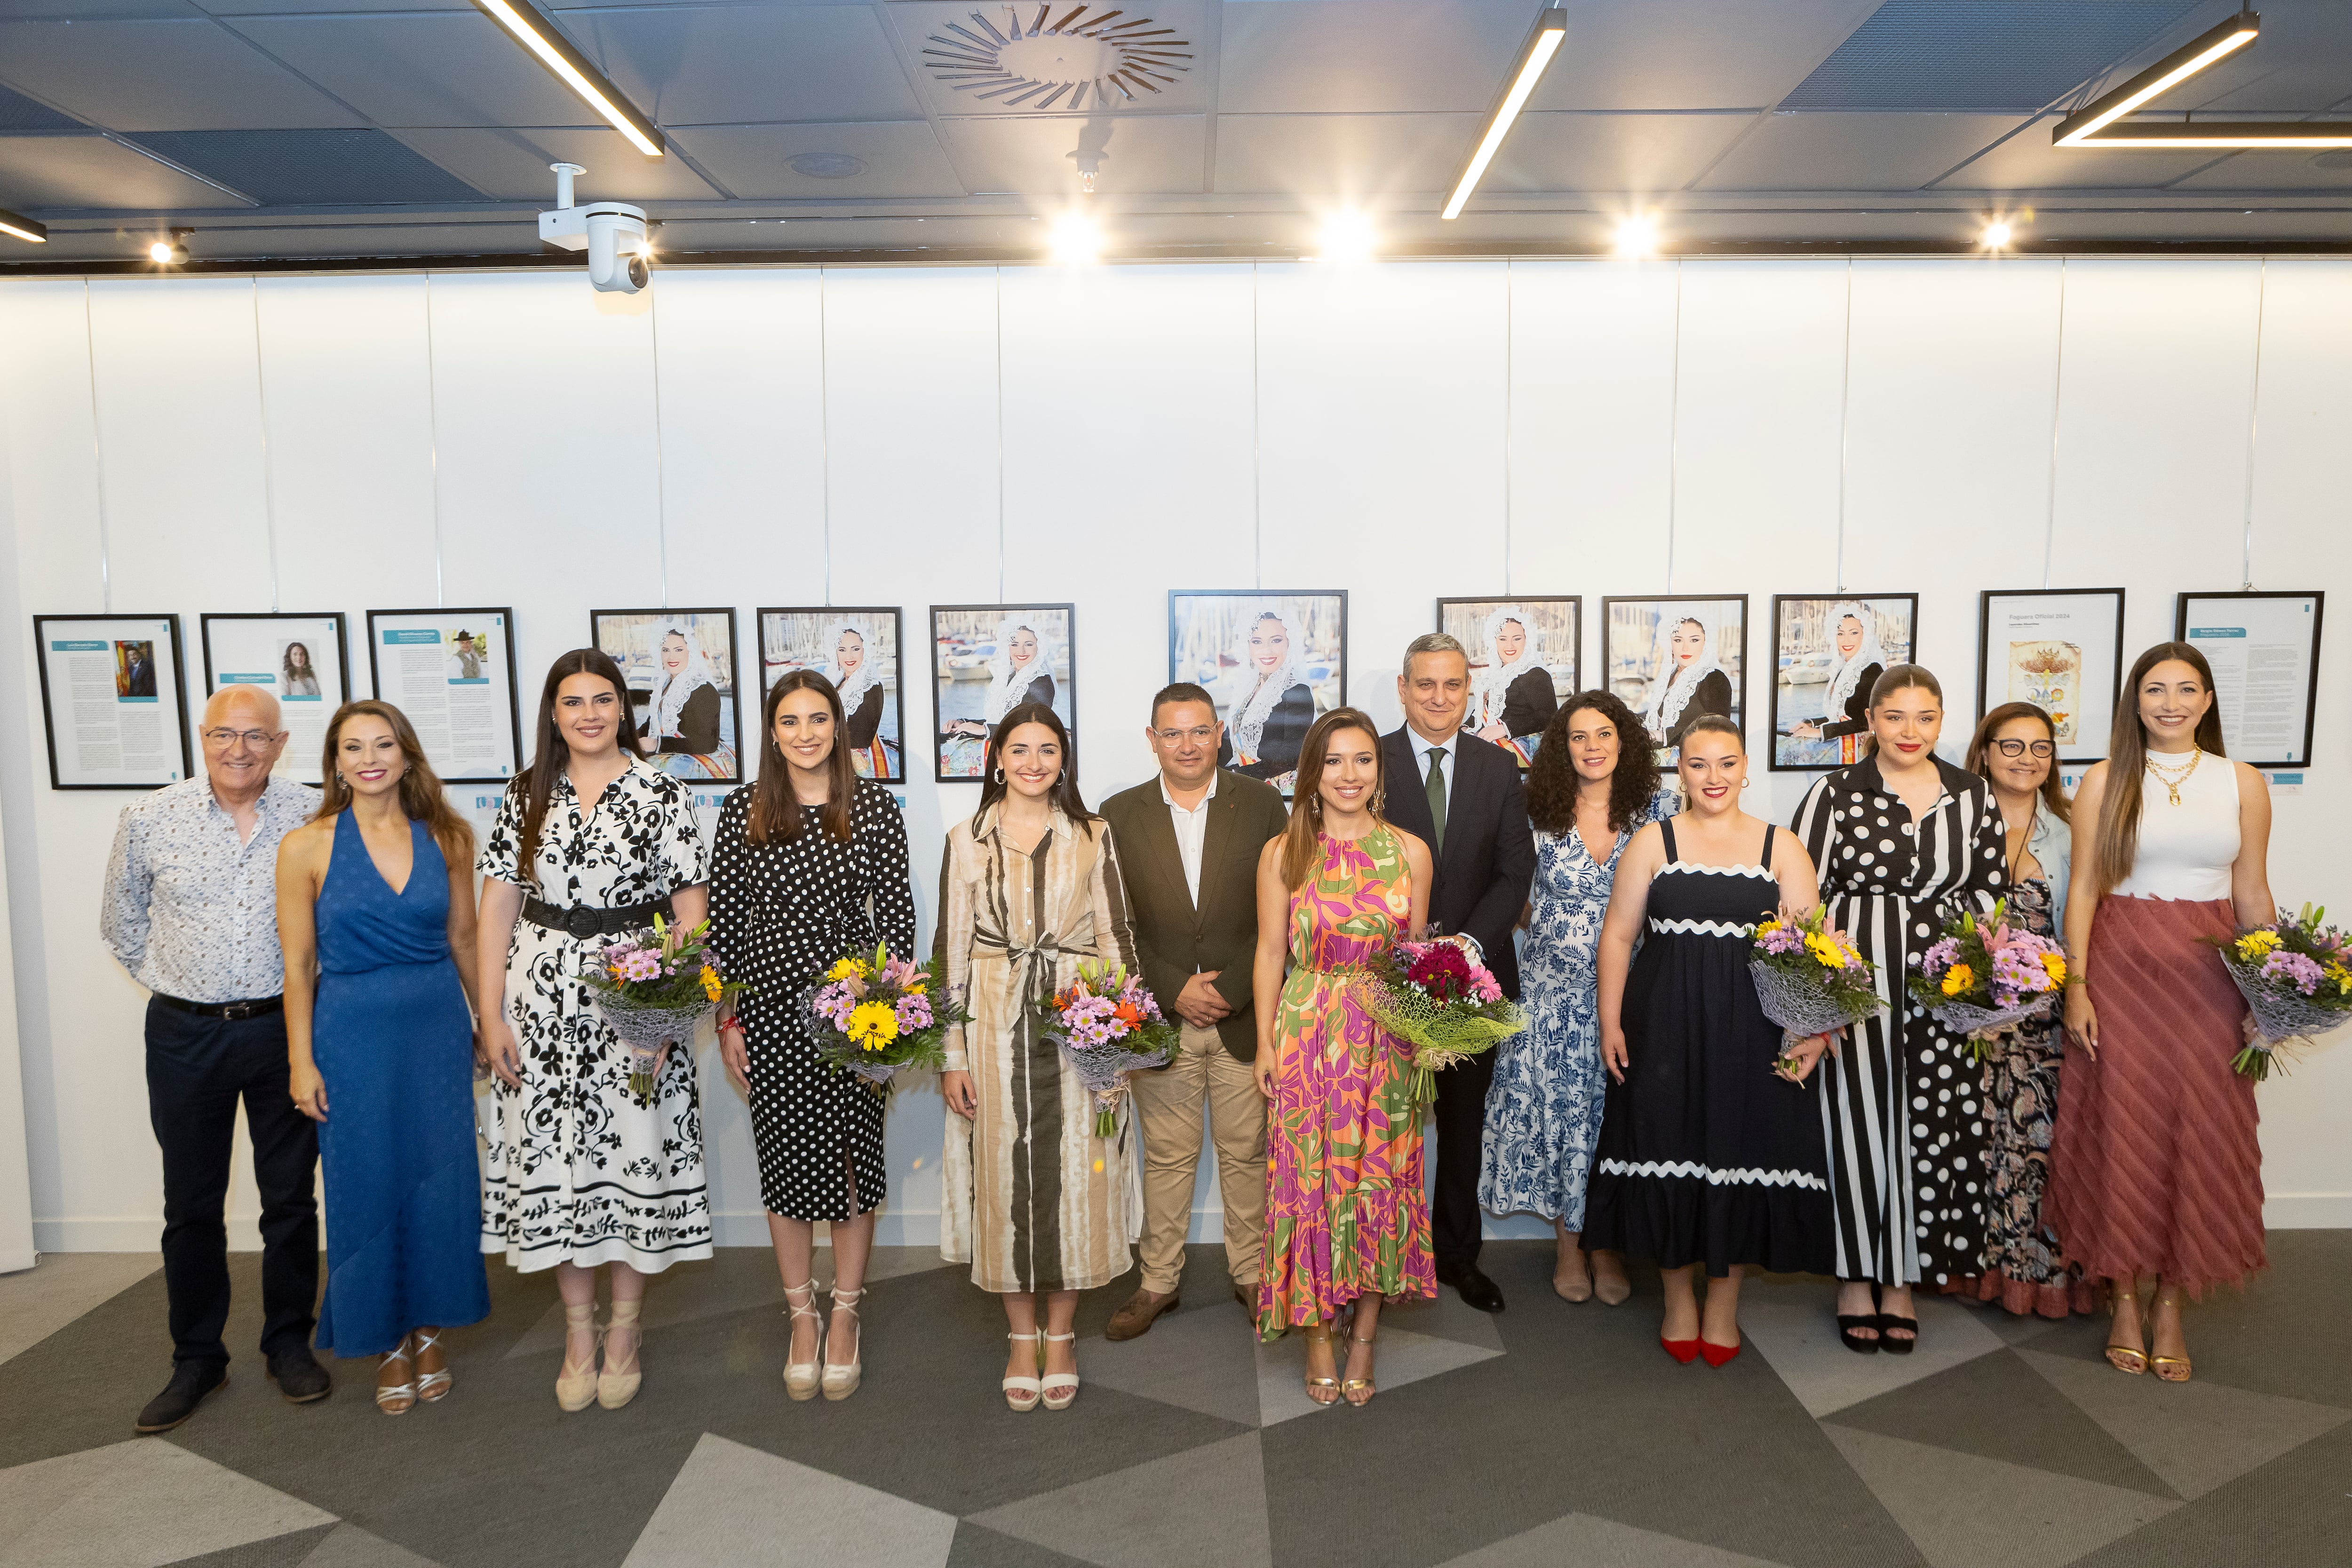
<box><xmin>3</xmin><ymin>1234</ymin><xmax>2349</xmax><ymax>1568</ymax></box>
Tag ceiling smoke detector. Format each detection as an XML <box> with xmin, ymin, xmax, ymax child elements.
<box><xmin>789</xmin><ymin>152</ymin><xmax>866</xmax><ymax>179</ymax></box>
<box><xmin>923</xmin><ymin>4</ymin><xmax>1192</xmax><ymax>111</ymax></box>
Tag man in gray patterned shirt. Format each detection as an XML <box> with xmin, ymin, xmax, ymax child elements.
<box><xmin>102</xmin><ymin>685</ymin><xmax>330</xmax><ymax>1433</ymax></box>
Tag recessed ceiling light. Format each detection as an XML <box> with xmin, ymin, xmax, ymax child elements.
<box><xmin>1048</xmin><ymin>211</ymin><xmax>1100</xmax><ymax>264</ymax></box>
<box><xmin>1317</xmin><ymin>209</ymin><xmax>1376</xmax><ymax>263</ymax></box>
<box><xmin>789</xmin><ymin>152</ymin><xmax>866</xmax><ymax>180</ymax></box>
<box><xmin>1443</xmin><ymin>1</ymin><xmax>1569</xmax><ymax>221</ymax></box>
<box><xmin>1613</xmin><ymin>214</ymin><xmax>1659</xmax><ymax>259</ymax></box>
<box><xmin>1980</xmin><ymin>220</ymin><xmax>2013</xmax><ymax>249</ymax></box>
<box><xmin>148</xmin><ymin>229</ymin><xmax>190</xmax><ymax>265</ymax></box>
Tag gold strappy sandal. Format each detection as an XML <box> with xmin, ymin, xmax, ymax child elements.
<box><xmin>2104</xmin><ymin>1285</ymin><xmax>2148</xmax><ymax>1376</ymax></box>
<box><xmin>1343</xmin><ymin>1333</ymin><xmax>1377</xmax><ymax>1407</ymax></box>
<box><xmin>1300</xmin><ymin>1324</ymin><xmax>1340</xmax><ymax>1407</ymax></box>
<box><xmin>2150</xmin><ymin>1289</ymin><xmax>2192</xmax><ymax>1382</ymax></box>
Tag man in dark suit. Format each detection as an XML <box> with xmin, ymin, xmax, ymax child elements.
<box><xmin>1099</xmin><ymin>683</ymin><xmax>1290</xmax><ymax>1338</ymax></box>
<box><xmin>1383</xmin><ymin>633</ymin><xmax>1535</xmax><ymax>1313</ymax></box>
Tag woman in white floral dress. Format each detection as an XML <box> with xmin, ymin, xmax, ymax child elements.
<box><xmin>477</xmin><ymin>649</ymin><xmax>712</xmax><ymax>1413</ymax></box>
<box><xmin>1480</xmin><ymin>692</ymin><xmax>1674</xmax><ymax>1303</ymax></box>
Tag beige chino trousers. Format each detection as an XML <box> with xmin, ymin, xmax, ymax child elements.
<box><xmin>1129</xmin><ymin>1020</ymin><xmax>1267</xmax><ymax>1295</ymax></box>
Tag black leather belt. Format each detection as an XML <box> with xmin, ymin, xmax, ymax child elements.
<box><xmin>523</xmin><ymin>894</ymin><xmax>675</xmax><ymax>941</ymax></box>
<box><xmin>154</xmin><ymin>993</ymin><xmax>283</xmax><ymax>1021</ymax></box>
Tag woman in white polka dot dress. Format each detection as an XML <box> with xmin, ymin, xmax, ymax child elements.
<box><xmin>1791</xmin><ymin>665</ymin><xmax>2007</xmax><ymax>1353</ymax></box>
<box><xmin>709</xmin><ymin>670</ymin><xmax>916</xmax><ymax>1401</ymax></box>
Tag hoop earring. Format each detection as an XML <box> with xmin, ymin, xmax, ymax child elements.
<box><xmin>1740</xmin><ymin>777</ymin><xmax>1751</xmax><ymax>790</ymax></box>
<box><xmin>992</xmin><ymin>768</ymin><xmax>1004</xmax><ymax>784</ymax></box>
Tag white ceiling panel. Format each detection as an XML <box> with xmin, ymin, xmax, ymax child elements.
<box><xmin>2176</xmin><ymin>0</ymin><xmax>2352</xmax><ymax>112</ymax></box>
<box><xmin>1935</xmin><ymin>116</ymin><xmax>2216</xmax><ymax>190</ymax></box>
<box><xmin>937</xmin><ymin>111</ymin><xmax>1202</xmax><ymax>195</ymax></box>
<box><xmin>665</xmin><ymin>121</ymin><xmax>966</xmax><ymax>199</ymax></box>
<box><xmin>1699</xmin><ymin>112</ymin><xmax>2028</xmax><ymax>191</ymax></box>
<box><xmin>187</xmin><ymin>0</ymin><xmax>468</xmax><ymax>11</ymax></box>
<box><xmin>0</xmin><ymin>132</ymin><xmax>251</xmax><ymax>209</ymax></box>
<box><xmin>392</xmin><ymin>127</ymin><xmax>725</xmax><ymax>202</ymax></box>
<box><xmin>1</xmin><ymin>0</ymin><xmax>205</xmax><ymax>15</ymax></box>
<box><xmin>2169</xmin><ymin>149</ymin><xmax>2352</xmax><ymax>191</ymax></box>
<box><xmin>0</xmin><ymin>19</ymin><xmax>365</xmax><ymax>130</ymax></box>
<box><xmin>890</xmin><ymin>0</ymin><xmax>1211</xmax><ymax>118</ymax></box>
<box><xmin>223</xmin><ymin>12</ymin><xmax>607</xmax><ymax>128</ymax></box>
<box><xmin>574</xmin><ymin>5</ymin><xmax>923</xmax><ymax>126</ymax></box>
<box><xmin>1530</xmin><ymin>0</ymin><xmax>1883</xmax><ymax>111</ymax></box>
<box><xmin>1214</xmin><ymin>111</ymin><xmax>1480</xmax><ymax>197</ymax></box>
<box><xmin>1486</xmin><ymin>111</ymin><xmax>1755</xmax><ymax>194</ymax></box>
<box><xmin>1219</xmin><ymin>0</ymin><xmax>1528</xmax><ymax>113</ymax></box>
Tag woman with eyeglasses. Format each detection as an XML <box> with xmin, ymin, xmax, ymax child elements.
<box><xmin>1946</xmin><ymin>704</ymin><xmax>2095</xmax><ymax>1321</ymax></box>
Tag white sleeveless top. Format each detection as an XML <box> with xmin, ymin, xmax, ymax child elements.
<box><xmin>2112</xmin><ymin>750</ymin><xmax>2240</xmax><ymax>901</ymax></box>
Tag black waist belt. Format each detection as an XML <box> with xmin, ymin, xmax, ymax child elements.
<box><xmin>522</xmin><ymin>894</ymin><xmax>675</xmax><ymax>941</ymax></box>
<box><xmin>154</xmin><ymin>992</ymin><xmax>282</xmax><ymax>1021</ymax></box>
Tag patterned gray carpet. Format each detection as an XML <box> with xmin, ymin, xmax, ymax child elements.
<box><xmin>2</xmin><ymin>1236</ymin><xmax>2347</xmax><ymax>1568</ymax></box>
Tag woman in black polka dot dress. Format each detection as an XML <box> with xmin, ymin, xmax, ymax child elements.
<box><xmin>709</xmin><ymin>670</ymin><xmax>916</xmax><ymax>1401</ymax></box>
<box><xmin>1791</xmin><ymin>666</ymin><xmax>2006</xmax><ymax>1353</ymax></box>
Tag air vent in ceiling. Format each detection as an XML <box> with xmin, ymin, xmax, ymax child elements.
<box><xmin>923</xmin><ymin>5</ymin><xmax>1192</xmax><ymax>111</ymax></box>
<box><xmin>119</xmin><ymin>129</ymin><xmax>483</xmax><ymax>207</ymax></box>
<box><xmin>1781</xmin><ymin>0</ymin><xmax>2202</xmax><ymax>113</ymax></box>
<box><xmin>789</xmin><ymin>152</ymin><xmax>866</xmax><ymax>179</ymax></box>
<box><xmin>0</xmin><ymin>84</ymin><xmax>83</xmax><ymax>133</ymax></box>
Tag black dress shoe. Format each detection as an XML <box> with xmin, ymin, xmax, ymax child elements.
<box><xmin>266</xmin><ymin>1347</ymin><xmax>333</xmax><ymax>1404</ymax></box>
<box><xmin>1439</xmin><ymin>1263</ymin><xmax>1506</xmax><ymax>1314</ymax></box>
<box><xmin>135</xmin><ymin>1362</ymin><xmax>228</xmax><ymax>1433</ymax></box>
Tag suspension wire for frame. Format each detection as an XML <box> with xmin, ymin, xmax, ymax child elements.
<box><xmin>818</xmin><ymin>267</ymin><xmax>834</xmax><ymax>606</ymax></box>
<box><xmin>1664</xmin><ymin>259</ymin><xmax>1683</xmax><ymax>596</ymax></box>
<box><xmin>647</xmin><ymin>282</ymin><xmax>670</xmax><ymax>608</ymax></box>
<box><xmin>423</xmin><ymin>271</ymin><xmax>445</xmax><ymax>610</ymax></box>
<box><xmin>82</xmin><ymin>280</ymin><xmax>113</xmax><ymax>613</ymax></box>
<box><xmin>2042</xmin><ymin>258</ymin><xmax>2067</xmax><ymax>591</ymax></box>
<box><xmin>1503</xmin><ymin>259</ymin><xmax>1513</xmax><ymax>594</ymax></box>
<box><xmin>994</xmin><ymin>266</ymin><xmax>1006</xmax><ymax>603</ymax></box>
<box><xmin>249</xmin><ymin>278</ymin><xmax>281</xmax><ymax>613</ymax></box>
<box><xmin>1834</xmin><ymin>258</ymin><xmax>1852</xmax><ymax>595</ymax></box>
<box><xmin>1251</xmin><ymin>262</ymin><xmax>1262</xmax><ymax>589</ymax></box>
<box><xmin>2241</xmin><ymin>256</ymin><xmax>2267</xmax><ymax>590</ymax></box>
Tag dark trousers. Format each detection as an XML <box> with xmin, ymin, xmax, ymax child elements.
<box><xmin>1431</xmin><ymin>1043</ymin><xmax>1497</xmax><ymax>1270</ymax></box>
<box><xmin>144</xmin><ymin>998</ymin><xmax>319</xmax><ymax>1367</ymax></box>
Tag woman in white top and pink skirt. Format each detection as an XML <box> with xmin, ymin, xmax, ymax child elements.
<box><xmin>2047</xmin><ymin>641</ymin><xmax>2273</xmax><ymax>1384</ymax></box>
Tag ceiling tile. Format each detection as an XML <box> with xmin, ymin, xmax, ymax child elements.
<box><xmin>2168</xmin><ymin>148</ymin><xmax>2352</xmax><ymax>191</ymax></box>
<box><xmin>2178</xmin><ymin>0</ymin><xmax>2352</xmax><ymax>112</ymax></box>
<box><xmin>1934</xmin><ymin>114</ymin><xmax>2216</xmax><ymax>189</ymax></box>
<box><xmin>222</xmin><ymin>12</ymin><xmax>610</xmax><ymax>128</ymax></box>
<box><xmin>1219</xmin><ymin>0</ymin><xmax>1526</xmax><ymax>113</ymax></box>
<box><xmin>890</xmin><ymin>0</ymin><xmax>1210</xmax><ymax>118</ymax></box>
<box><xmin>190</xmin><ymin>0</ymin><xmax>469</xmax><ymax>10</ymax></box>
<box><xmin>0</xmin><ymin>82</ymin><xmax>85</xmax><ymax>132</ymax></box>
<box><xmin>573</xmin><ymin>5</ymin><xmax>923</xmax><ymax>126</ymax></box>
<box><xmin>1214</xmin><ymin>111</ymin><xmax>1480</xmax><ymax>197</ymax></box>
<box><xmin>393</xmin><ymin>126</ymin><xmax>724</xmax><ymax>202</ymax></box>
<box><xmin>0</xmin><ymin>18</ymin><xmax>366</xmax><ymax>130</ymax></box>
<box><xmin>1699</xmin><ymin>111</ymin><xmax>2028</xmax><ymax>191</ymax></box>
<box><xmin>1529</xmin><ymin>0</ymin><xmax>1885</xmax><ymax>111</ymax></box>
<box><xmin>0</xmin><ymin>132</ymin><xmax>254</xmax><ymax>209</ymax></box>
<box><xmin>1485</xmin><ymin>111</ymin><xmax>1759</xmax><ymax>194</ymax></box>
<box><xmin>665</xmin><ymin>121</ymin><xmax>966</xmax><ymax>199</ymax></box>
<box><xmin>0</xmin><ymin>0</ymin><xmax>205</xmax><ymax>16</ymax></box>
<box><xmin>1780</xmin><ymin>0</ymin><xmax>2202</xmax><ymax>112</ymax></box>
<box><xmin>936</xmin><ymin>111</ymin><xmax>1202</xmax><ymax>195</ymax></box>
<box><xmin>121</xmin><ymin>127</ymin><xmax>485</xmax><ymax>206</ymax></box>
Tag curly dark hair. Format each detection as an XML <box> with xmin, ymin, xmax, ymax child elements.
<box><xmin>1526</xmin><ymin>689</ymin><xmax>1658</xmax><ymax>836</ymax></box>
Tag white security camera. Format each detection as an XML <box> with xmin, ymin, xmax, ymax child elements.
<box><xmin>538</xmin><ymin>162</ymin><xmax>652</xmax><ymax>294</ymax></box>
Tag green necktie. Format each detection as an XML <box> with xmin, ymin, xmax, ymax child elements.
<box><xmin>1424</xmin><ymin>746</ymin><xmax>1447</xmax><ymax>853</ymax></box>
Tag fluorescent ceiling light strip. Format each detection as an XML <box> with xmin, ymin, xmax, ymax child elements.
<box><xmin>0</xmin><ymin>207</ymin><xmax>47</xmax><ymax>243</ymax></box>
<box><xmin>1442</xmin><ymin>7</ymin><xmax>1567</xmax><ymax>222</ymax></box>
<box><xmin>472</xmin><ymin>0</ymin><xmax>665</xmax><ymax>157</ymax></box>
<box><xmin>2054</xmin><ymin>13</ymin><xmax>2258</xmax><ymax>147</ymax></box>
<box><xmin>2087</xmin><ymin>129</ymin><xmax>2352</xmax><ymax>147</ymax></box>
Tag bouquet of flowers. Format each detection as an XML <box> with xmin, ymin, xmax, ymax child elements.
<box><xmin>1748</xmin><ymin>905</ymin><xmax>1884</xmax><ymax>1041</ymax></box>
<box><xmin>807</xmin><ymin>941</ymin><xmax>967</xmax><ymax>1095</ymax></box>
<box><xmin>2212</xmin><ymin>905</ymin><xmax>2352</xmax><ymax>1080</ymax></box>
<box><xmin>1041</xmin><ymin>961</ymin><xmax>1179</xmax><ymax>1137</ymax></box>
<box><xmin>583</xmin><ymin>914</ymin><xmax>748</xmax><ymax>1105</ymax></box>
<box><xmin>1365</xmin><ymin>938</ymin><xmax>1526</xmax><ymax>1115</ymax></box>
<box><xmin>1906</xmin><ymin>899</ymin><xmax>2068</xmax><ymax>1061</ymax></box>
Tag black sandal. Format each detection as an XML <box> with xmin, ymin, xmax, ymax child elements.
<box><xmin>1837</xmin><ymin>1313</ymin><xmax>1881</xmax><ymax>1354</ymax></box>
<box><xmin>1874</xmin><ymin>1307</ymin><xmax>1918</xmax><ymax>1355</ymax></box>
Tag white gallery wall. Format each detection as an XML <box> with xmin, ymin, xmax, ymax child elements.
<box><xmin>0</xmin><ymin>255</ymin><xmax>2347</xmax><ymax>1259</ymax></box>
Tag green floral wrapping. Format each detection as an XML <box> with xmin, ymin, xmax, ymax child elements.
<box><xmin>1363</xmin><ymin>980</ymin><xmax>1525</xmax><ymax>1117</ymax></box>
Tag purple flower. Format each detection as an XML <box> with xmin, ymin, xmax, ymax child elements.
<box><xmin>2264</xmin><ymin>949</ymin><xmax>2326</xmax><ymax>996</ymax></box>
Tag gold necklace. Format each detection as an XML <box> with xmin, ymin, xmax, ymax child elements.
<box><xmin>2145</xmin><ymin>748</ymin><xmax>2200</xmax><ymax>806</ymax></box>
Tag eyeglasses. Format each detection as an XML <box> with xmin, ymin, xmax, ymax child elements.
<box><xmin>1154</xmin><ymin>726</ymin><xmax>1217</xmax><ymax>745</ymax></box>
<box><xmin>1991</xmin><ymin>739</ymin><xmax>2055</xmax><ymax>759</ymax></box>
<box><xmin>202</xmin><ymin>728</ymin><xmax>278</xmax><ymax>749</ymax></box>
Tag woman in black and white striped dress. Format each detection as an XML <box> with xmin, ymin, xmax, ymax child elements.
<box><xmin>1792</xmin><ymin>665</ymin><xmax>2007</xmax><ymax>1354</ymax></box>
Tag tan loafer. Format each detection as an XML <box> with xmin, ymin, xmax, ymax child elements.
<box><xmin>1104</xmin><ymin>1288</ymin><xmax>1178</xmax><ymax>1342</ymax></box>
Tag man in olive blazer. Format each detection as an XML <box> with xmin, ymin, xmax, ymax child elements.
<box><xmin>1099</xmin><ymin>683</ymin><xmax>1290</xmax><ymax>1338</ymax></box>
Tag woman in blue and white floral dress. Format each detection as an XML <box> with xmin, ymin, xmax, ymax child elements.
<box><xmin>1481</xmin><ymin>691</ymin><xmax>1676</xmax><ymax>1304</ymax></box>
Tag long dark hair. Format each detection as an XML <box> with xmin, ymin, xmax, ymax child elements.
<box><xmin>1966</xmin><ymin>701</ymin><xmax>2071</xmax><ymax>826</ymax></box>
<box><xmin>975</xmin><ymin>702</ymin><xmax>1096</xmax><ymax>826</ymax></box>
<box><xmin>748</xmin><ymin>670</ymin><xmax>854</xmax><ymax>846</ymax></box>
<box><xmin>514</xmin><ymin>648</ymin><xmax>641</xmax><ymax>886</ymax></box>
<box><xmin>1526</xmin><ymin>689</ymin><xmax>1656</xmax><ymax>836</ymax></box>
<box><xmin>1278</xmin><ymin>707</ymin><xmax>1384</xmax><ymax>889</ymax></box>
<box><xmin>2092</xmin><ymin>641</ymin><xmax>2226</xmax><ymax>897</ymax></box>
<box><xmin>314</xmin><ymin>699</ymin><xmax>473</xmax><ymax>868</ymax></box>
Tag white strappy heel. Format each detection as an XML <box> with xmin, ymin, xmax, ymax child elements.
<box><xmin>1003</xmin><ymin>1332</ymin><xmax>1042</xmax><ymax>1412</ymax></box>
<box><xmin>414</xmin><ymin>1327</ymin><xmax>452</xmax><ymax>1404</ymax></box>
<box><xmin>822</xmin><ymin>1286</ymin><xmax>863</xmax><ymax>1401</ymax></box>
<box><xmin>1041</xmin><ymin>1331</ymin><xmax>1079</xmax><ymax>1411</ymax></box>
<box><xmin>782</xmin><ymin>1281</ymin><xmax>823</xmax><ymax>1402</ymax></box>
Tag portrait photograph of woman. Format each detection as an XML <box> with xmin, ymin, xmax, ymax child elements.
<box><xmin>1167</xmin><ymin>590</ymin><xmax>1345</xmax><ymax>795</ymax></box>
<box><xmin>1438</xmin><ymin>597</ymin><xmax>1578</xmax><ymax>769</ymax></box>
<box><xmin>1601</xmin><ymin>596</ymin><xmax>1746</xmax><ymax>765</ymax></box>
<box><xmin>589</xmin><ymin>608</ymin><xmax>742</xmax><ymax>783</ymax></box>
<box><xmin>932</xmin><ymin>604</ymin><xmax>1075</xmax><ymax>781</ymax></box>
<box><xmin>199</xmin><ymin>612</ymin><xmax>351</xmax><ymax>783</ymax></box>
<box><xmin>1769</xmin><ymin>595</ymin><xmax>1917</xmax><ymax>771</ymax></box>
<box><xmin>761</xmin><ymin>607</ymin><xmax>905</xmax><ymax>783</ymax></box>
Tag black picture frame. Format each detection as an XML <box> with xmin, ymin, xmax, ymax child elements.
<box><xmin>1976</xmin><ymin>588</ymin><xmax>2127</xmax><ymax>765</ymax></box>
<box><xmin>31</xmin><ymin>612</ymin><xmax>195</xmax><ymax>789</ymax></box>
<box><xmin>1766</xmin><ymin>593</ymin><xmax>1919</xmax><ymax>773</ymax></box>
<box><xmin>1598</xmin><ymin>594</ymin><xmax>1749</xmax><ymax>766</ymax></box>
<box><xmin>2173</xmin><ymin>590</ymin><xmax>2326</xmax><ymax>769</ymax></box>
<box><xmin>757</xmin><ymin>605</ymin><xmax>907</xmax><ymax>785</ymax></box>
<box><xmin>1167</xmin><ymin>589</ymin><xmax>1350</xmax><ymax>795</ymax></box>
<box><xmin>365</xmin><ymin>607</ymin><xmax>526</xmax><ymax>785</ymax></box>
<box><xmin>588</xmin><ymin>607</ymin><xmax>746</xmax><ymax>786</ymax></box>
<box><xmin>1435</xmin><ymin>596</ymin><xmax>1577</xmax><ymax>770</ymax></box>
<box><xmin>930</xmin><ymin>602</ymin><xmax>1078</xmax><ymax>784</ymax></box>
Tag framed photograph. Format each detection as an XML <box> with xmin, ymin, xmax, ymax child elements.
<box><xmin>1599</xmin><ymin>595</ymin><xmax>1747</xmax><ymax>767</ymax></box>
<box><xmin>1169</xmin><ymin>590</ymin><xmax>1347</xmax><ymax>794</ymax></box>
<box><xmin>1768</xmin><ymin>595</ymin><xmax>1918</xmax><ymax>772</ymax></box>
<box><xmin>1977</xmin><ymin>589</ymin><xmax>2126</xmax><ymax>764</ymax></box>
<box><xmin>931</xmin><ymin>603</ymin><xmax>1076</xmax><ymax>782</ymax></box>
<box><xmin>2175</xmin><ymin>590</ymin><xmax>2325</xmax><ymax>769</ymax></box>
<box><xmin>365</xmin><ymin>608</ymin><xmax>524</xmax><ymax>784</ymax></box>
<box><xmin>1437</xmin><ymin>597</ymin><xmax>1578</xmax><ymax>769</ymax></box>
<box><xmin>589</xmin><ymin>609</ymin><xmax>743</xmax><ymax>784</ymax></box>
<box><xmin>759</xmin><ymin>606</ymin><xmax>904</xmax><ymax>784</ymax></box>
<box><xmin>199</xmin><ymin>613</ymin><xmax>350</xmax><ymax>785</ymax></box>
<box><xmin>32</xmin><ymin>613</ymin><xmax>194</xmax><ymax>789</ymax></box>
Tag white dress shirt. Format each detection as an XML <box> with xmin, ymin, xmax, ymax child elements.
<box><xmin>1160</xmin><ymin>770</ymin><xmax>1218</xmax><ymax>907</ymax></box>
<box><xmin>102</xmin><ymin>775</ymin><xmax>319</xmax><ymax>1003</ymax></box>
<box><xmin>1410</xmin><ymin>725</ymin><xmax>1461</xmax><ymax>789</ymax></box>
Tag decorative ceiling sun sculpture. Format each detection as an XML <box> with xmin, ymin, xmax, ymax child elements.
<box><xmin>922</xmin><ymin>5</ymin><xmax>1193</xmax><ymax>111</ymax></box>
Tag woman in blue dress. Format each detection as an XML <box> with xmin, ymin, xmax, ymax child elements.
<box><xmin>281</xmin><ymin>700</ymin><xmax>489</xmax><ymax>1416</ymax></box>
<box><xmin>1479</xmin><ymin>691</ymin><xmax>1676</xmax><ymax>1304</ymax></box>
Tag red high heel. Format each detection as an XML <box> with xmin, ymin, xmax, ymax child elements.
<box><xmin>1699</xmin><ymin>1338</ymin><xmax>1741</xmax><ymax>1368</ymax></box>
<box><xmin>1660</xmin><ymin>1336</ymin><xmax>1700</xmax><ymax>1364</ymax></box>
